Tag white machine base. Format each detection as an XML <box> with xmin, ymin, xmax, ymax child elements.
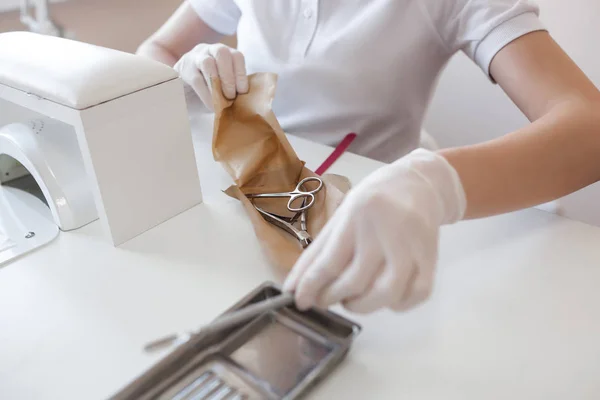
<box><xmin>0</xmin><ymin>32</ymin><xmax>203</xmax><ymax>247</ymax></box>
<box><xmin>0</xmin><ymin>185</ymin><xmax>59</xmax><ymax>267</ymax></box>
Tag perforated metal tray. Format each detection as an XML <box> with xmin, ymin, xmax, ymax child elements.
<box><xmin>110</xmin><ymin>282</ymin><xmax>361</xmax><ymax>400</ymax></box>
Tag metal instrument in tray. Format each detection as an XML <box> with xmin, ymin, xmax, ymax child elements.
<box><xmin>110</xmin><ymin>282</ymin><xmax>361</xmax><ymax>400</ymax></box>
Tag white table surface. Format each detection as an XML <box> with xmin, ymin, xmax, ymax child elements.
<box><xmin>1</xmin><ymin>112</ymin><xmax>600</xmax><ymax>400</ymax></box>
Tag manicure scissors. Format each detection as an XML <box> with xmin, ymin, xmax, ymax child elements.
<box><xmin>245</xmin><ymin>176</ymin><xmax>324</xmax><ymax>212</ymax></box>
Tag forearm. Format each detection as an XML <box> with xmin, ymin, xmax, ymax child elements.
<box><xmin>441</xmin><ymin>99</ymin><xmax>600</xmax><ymax>219</ymax></box>
<box><xmin>135</xmin><ymin>2</ymin><xmax>224</xmax><ymax>67</ymax></box>
<box><xmin>136</xmin><ymin>41</ymin><xmax>179</xmax><ymax>66</ymax></box>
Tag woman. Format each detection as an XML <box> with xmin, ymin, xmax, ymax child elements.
<box><xmin>137</xmin><ymin>1</ymin><xmax>600</xmax><ymax>314</ymax></box>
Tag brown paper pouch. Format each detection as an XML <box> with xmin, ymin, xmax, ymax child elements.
<box><xmin>210</xmin><ymin>73</ymin><xmax>350</xmax><ymax>273</ymax></box>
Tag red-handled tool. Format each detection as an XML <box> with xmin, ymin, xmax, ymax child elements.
<box><xmin>315</xmin><ymin>133</ymin><xmax>357</xmax><ymax>175</ymax></box>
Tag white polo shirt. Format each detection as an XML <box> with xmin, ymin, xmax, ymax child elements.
<box><xmin>188</xmin><ymin>0</ymin><xmax>546</xmax><ymax>162</ymax></box>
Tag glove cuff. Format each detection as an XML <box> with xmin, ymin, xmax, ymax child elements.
<box><xmin>397</xmin><ymin>148</ymin><xmax>467</xmax><ymax>225</ymax></box>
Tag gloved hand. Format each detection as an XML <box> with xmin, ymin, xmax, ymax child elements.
<box><xmin>283</xmin><ymin>148</ymin><xmax>467</xmax><ymax>314</ymax></box>
<box><xmin>173</xmin><ymin>43</ymin><xmax>248</xmax><ymax>111</ymax></box>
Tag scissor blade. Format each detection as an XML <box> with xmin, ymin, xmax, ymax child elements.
<box><xmin>289</xmin><ymin>211</ymin><xmax>303</xmax><ymax>224</ymax></box>
<box><xmin>289</xmin><ymin>196</ymin><xmax>306</xmax><ymax>224</ymax></box>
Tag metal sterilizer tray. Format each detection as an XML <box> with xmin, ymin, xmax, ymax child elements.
<box><xmin>109</xmin><ymin>282</ymin><xmax>361</xmax><ymax>400</ymax></box>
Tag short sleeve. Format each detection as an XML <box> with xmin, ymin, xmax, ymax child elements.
<box><xmin>187</xmin><ymin>0</ymin><xmax>241</xmax><ymax>36</ymax></box>
<box><xmin>422</xmin><ymin>0</ymin><xmax>547</xmax><ymax>80</ymax></box>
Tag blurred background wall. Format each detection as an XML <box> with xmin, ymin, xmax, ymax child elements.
<box><xmin>0</xmin><ymin>0</ymin><xmax>235</xmax><ymax>51</ymax></box>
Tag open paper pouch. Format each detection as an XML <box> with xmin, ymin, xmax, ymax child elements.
<box><xmin>210</xmin><ymin>73</ymin><xmax>349</xmax><ymax>271</ymax></box>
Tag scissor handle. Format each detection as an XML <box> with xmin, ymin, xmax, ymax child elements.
<box><xmin>288</xmin><ymin>193</ymin><xmax>315</xmax><ymax>212</ymax></box>
<box><xmin>295</xmin><ymin>177</ymin><xmax>324</xmax><ymax>195</ymax></box>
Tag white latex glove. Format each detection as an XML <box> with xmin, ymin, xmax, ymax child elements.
<box><xmin>283</xmin><ymin>148</ymin><xmax>467</xmax><ymax>314</ymax></box>
<box><xmin>173</xmin><ymin>43</ymin><xmax>248</xmax><ymax>111</ymax></box>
